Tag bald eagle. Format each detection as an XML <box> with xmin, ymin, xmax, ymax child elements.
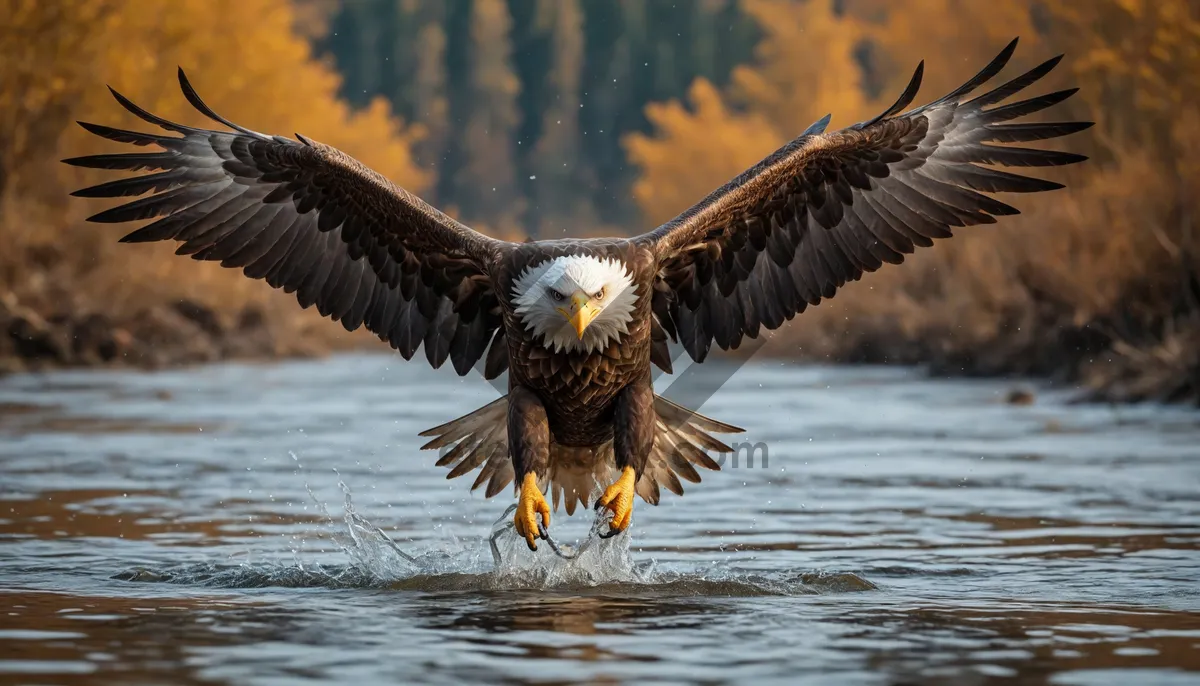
<box><xmin>67</xmin><ymin>39</ymin><xmax>1089</xmax><ymax>550</ymax></box>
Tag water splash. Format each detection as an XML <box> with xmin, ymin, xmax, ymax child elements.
<box><xmin>486</xmin><ymin>503</ymin><xmax>649</xmax><ymax>587</ymax></box>
<box><xmin>307</xmin><ymin>477</ymin><xmax>650</xmax><ymax>588</ymax></box>
<box><xmin>115</xmin><ymin>472</ymin><xmax>876</xmax><ymax>596</ymax></box>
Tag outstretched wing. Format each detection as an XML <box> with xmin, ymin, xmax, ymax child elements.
<box><xmin>65</xmin><ymin>69</ymin><xmax>512</xmax><ymax>377</ymax></box>
<box><xmin>635</xmin><ymin>39</ymin><xmax>1092</xmax><ymax>367</ymax></box>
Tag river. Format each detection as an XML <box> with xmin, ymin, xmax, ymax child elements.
<box><xmin>1</xmin><ymin>354</ymin><xmax>1198</xmax><ymax>685</ymax></box>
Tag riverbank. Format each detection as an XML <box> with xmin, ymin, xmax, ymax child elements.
<box><xmin>3</xmin><ymin>160</ymin><xmax>1197</xmax><ymax>405</ymax></box>
<box><xmin>4</xmin><ymin>280</ymin><xmax>1197</xmax><ymax>408</ymax></box>
<box><xmin>771</xmin><ymin>310</ymin><xmax>1200</xmax><ymax>407</ymax></box>
<box><xmin>0</xmin><ymin>291</ymin><xmax>345</xmax><ymax>375</ymax></box>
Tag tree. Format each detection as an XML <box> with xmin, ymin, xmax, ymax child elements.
<box><xmin>409</xmin><ymin>5</ymin><xmax>451</xmax><ymax>185</ymax></box>
<box><xmin>729</xmin><ymin>0</ymin><xmax>873</xmax><ymax>133</ymax></box>
<box><xmin>315</xmin><ymin>0</ymin><xmax>759</xmax><ymax>233</ymax></box>
<box><xmin>0</xmin><ymin>0</ymin><xmax>427</xmax><ymax>317</ymax></box>
<box><xmin>1045</xmin><ymin>0</ymin><xmax>1200</xmax><ymax>162</ymax></box>
<box><xmin>451</xmin><ymin>0</ymin><xmax>521</xmax><ymax>224</ymax></box>
<box><xmin>626</xmin><ymin>79</ymin><xmax>780</xmax><ymax>226</ymax></box>
<box><xmin>846</xmin><ymin>0</ymin><xmax>1038</xmax><ymax>99</ymax></box>
<box><xmin>324</xmin><ymin>0</ymin><xmax>389</xmax><ymax>108</ymax></box>
<box><xmin>528</xmin><ymin>0</ymin><xmax>594</xmax><ymax>235</ymax></box>
<box><xmin>625</xmin><ymin>0</ymin><xmax>871</xmax><ymax>225</ymax></box>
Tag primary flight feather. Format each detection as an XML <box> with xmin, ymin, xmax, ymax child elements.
<box><xmin>66</xmin><ymin>39</ymin><xmax>1090</xmax><ymax>550</ymax></box>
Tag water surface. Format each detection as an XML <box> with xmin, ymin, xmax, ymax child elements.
<box><xmin>1</xmin><ymin>355</ymin><xmax>1198</xmax><ymax>684</ymax></box>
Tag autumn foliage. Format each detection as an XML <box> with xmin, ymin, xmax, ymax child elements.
<box><xmin>0</xmin><ymin>0</ymin><xmax>427</xmax><ymax>360</ymax></box>
<box><xmin>627</xmin><ymin>0</ymin><xmax>1200</xmax><ymax>403</ymax></box>
<box><xmin>1</xmin><ymin>0</ymin><xmax>1198</xmax><ymax>402</ymax></box>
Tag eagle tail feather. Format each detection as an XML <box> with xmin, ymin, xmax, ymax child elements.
<box><xmin>421</xmin><ymin>394</ymin><xmax>739</xmax><ymax>511</ymax></box>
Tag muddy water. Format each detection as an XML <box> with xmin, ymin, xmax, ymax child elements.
<box><xmin>1</xmin><ymin>355</ymin><xmax>1198</xmax><ymax>685</ymax></box>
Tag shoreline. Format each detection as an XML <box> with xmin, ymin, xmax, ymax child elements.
<box><xmin>1</xmin><ymin>296</ymin><xmax>327</xmax><ymax>376</ymax></box>
<box><xmin>5</xmin><ymin>298</ymin><xmax>1196</xmax><ymax>409</ymax></box>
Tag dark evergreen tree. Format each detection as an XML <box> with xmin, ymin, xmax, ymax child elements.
<box><xmin>314</xmin><ymin>0</ymin><xmax>757</xmax><ymax>233</ymax></box>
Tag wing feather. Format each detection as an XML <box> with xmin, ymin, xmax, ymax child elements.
<box><xmin>66</xmin><ymin>70</ymin><xmax>511</xmax><ymax>372</ymax></box>
<box><xmin>636</xmin><ymin>39</ymin><xmax>1091</xmax><ymax>363</ymax></box>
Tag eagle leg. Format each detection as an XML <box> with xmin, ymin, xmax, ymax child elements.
<box><xmin>508</xmin><ymin>385</ymin><xmax>551</xmax><ymax>551</ymax></box>
<box><xmin>598</xmin><ymin>378</ymin><xmax>654</xmax><ymax>537</ymax></box>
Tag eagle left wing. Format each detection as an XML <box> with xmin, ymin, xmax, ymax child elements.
<box><xmin>65</xmin><ymin>69</ymin><xmax>512</xmax><ymax>378</ymax></box>
<box><xmin>634</xmin><ymin>38</ymin><xmax>1092</xmax><ymax>368</ymax></box>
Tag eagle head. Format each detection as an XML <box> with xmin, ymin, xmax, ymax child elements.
<box><xmin>511</xmin><ymin>254</ymin><xmax>638</xmax><ymax>354</ymax></box>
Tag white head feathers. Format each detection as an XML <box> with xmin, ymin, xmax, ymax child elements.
<box><xmin>512</xmin><ymin>254</ymin><xmax>638</xmax><ymax>354</ymax></box>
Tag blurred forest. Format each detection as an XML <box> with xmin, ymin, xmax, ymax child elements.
<box><xmin>1</xmin><ymin>0</ymin><xmax>1198</xmax><ymax>403</ymax></box>
<box><xmin>318</xmin><ymin>0</ymin><xmax>758</xmax><ymax>235</ymax></box>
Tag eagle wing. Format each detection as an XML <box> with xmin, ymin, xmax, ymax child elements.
<box><xmin>66</xmin><ymin>69</ymin><xmax>511</xmax><ymax>378</ymax></box>
<box><xmin>634</xmin><ymin>39</ymin><xmax>1092</xmax><ymax>367</ymax></box>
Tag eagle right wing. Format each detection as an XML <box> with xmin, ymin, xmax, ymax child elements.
<box><xmin>65</xmin><ymin>69</ymin><xmax>512</xmax><ymax>378</ymax></box>
<box><xmin>634</xmin><ymin>39</ymin><xmax>1092</xmax><ymax>367</ymax></box>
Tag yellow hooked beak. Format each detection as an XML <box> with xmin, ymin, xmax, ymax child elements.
<box><xmin>557</xmin><ymin>291</ymin><xmax>600</xmax><ymax>339</ymax></box>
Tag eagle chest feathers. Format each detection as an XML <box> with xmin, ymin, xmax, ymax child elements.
<box><xmin>501</xmin><ymin>246</ymin><xmax>654</xmax><ymax>446</ymax></box>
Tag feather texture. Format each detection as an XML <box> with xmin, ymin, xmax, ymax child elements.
<box><xmin>66</xmin><ymin>69</ymin><xmax>510</xmax><ymax>377</ymax></box>
<box><xmin>420</xmin><ymin>393</ymin><xmax>741</xmax><ymax>511</ymax></box>
<box><xmin>636</xmin><ymin>39</ymin><xmax>1091</xmax><ymax>364</ymax></box>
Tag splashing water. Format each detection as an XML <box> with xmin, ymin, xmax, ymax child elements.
<box><xmin>115</xmin><ymin>470</ymin><xmax>874</xmax><ymax>595</ymax></box>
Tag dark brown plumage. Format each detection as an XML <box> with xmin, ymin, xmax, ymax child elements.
<box><xmin>65</xmin><ymin>70</ymin><xmax>508</xmax><ymax>377</ymax></box>
<box><xmin>636</xmin><ymin>39</ymin><xmax>1091</xmax><ymax>364</ymax></box>
<box><xmin>66</xmin><ymin>39</ymin><xmax>1089</xmax><ymax>537</ymax></box>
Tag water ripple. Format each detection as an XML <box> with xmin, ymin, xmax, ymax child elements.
<box><xmin>1</xmin><ymin>355</ymin><xmax>1198</xmax><ymax>684</ymax></box>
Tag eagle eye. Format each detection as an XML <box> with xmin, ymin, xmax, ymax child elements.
<box><xmin>550</xmin><ymin>289</ymin><xmax>565</xmax><ymax>302</ymax></box>
<box><xmin>593</xmin><ymin>288</ymin><xmax>605</xmax><ymax>300</ymax></box>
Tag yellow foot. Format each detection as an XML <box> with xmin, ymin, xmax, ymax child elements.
<box><xmin>595</xmin><ymin>466</ymin><xmax>637</xmax><ymax>537</ymax></box>
<box><xmin>514</xmin><ymin>472</ymin><xmax>551</xmax><ymax>551</ymax></box>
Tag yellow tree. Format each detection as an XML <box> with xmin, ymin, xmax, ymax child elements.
<box><xmin>1045</xmin><ymin>0</ymin><xmax>1200</xmax><ymax>159</ymax></box>
<box><xmin>729</xmin><ymin>0</ymin><xmax>873</xmax><ymax>134</ymax></box>
<box><xmin>625</xmin><ymin>0</ymin><xmax>873</xmax><ymax>226</ymax></box>
<box><xmin>626</xmin><ymin>80</ymin><xmax>780</xmax><ymax>226</ymax></box>
<box><xmin>847</xmin><ymin>0</ymin><xmax>1039</xmax><ymax>98</ymax></box>
<box><xmin>0</xmin><ymin>0</ymin><xmax>427</xmax><ymax>319</ymax></box>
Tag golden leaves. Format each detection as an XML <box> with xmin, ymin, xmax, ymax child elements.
<box><xmin>626</xmin><ymin>0</ymin><xmax>867</xmax><ymax>225</ymax></box>
<box><xmin>626</xmin><ymin>79</ymin><xmax>780</xmax><ymax>226</ymax></box>
<box><xmin>0</xmin><ymin>0</ymin><xmax>426</xmax><ymax>322</ymax></box>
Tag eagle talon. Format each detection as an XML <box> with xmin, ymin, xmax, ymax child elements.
<box><xmin>597</xmin><ymin>525</ymin><xmax>624</xmax><ymax>540</ymax></box>
<box><xmin>595</xmin><ymin>466</ymin><xmax>637</xmax><ymax>537</ymax></box>
<box><xmin>593</xmin><ymin>502</ymin><xmax>618</xmax><ymax>538</ymax></box>
<box><xmin>514</xmin><ymin>472</ymin><xmax>550</xmax><ymax>552</ymax></box>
